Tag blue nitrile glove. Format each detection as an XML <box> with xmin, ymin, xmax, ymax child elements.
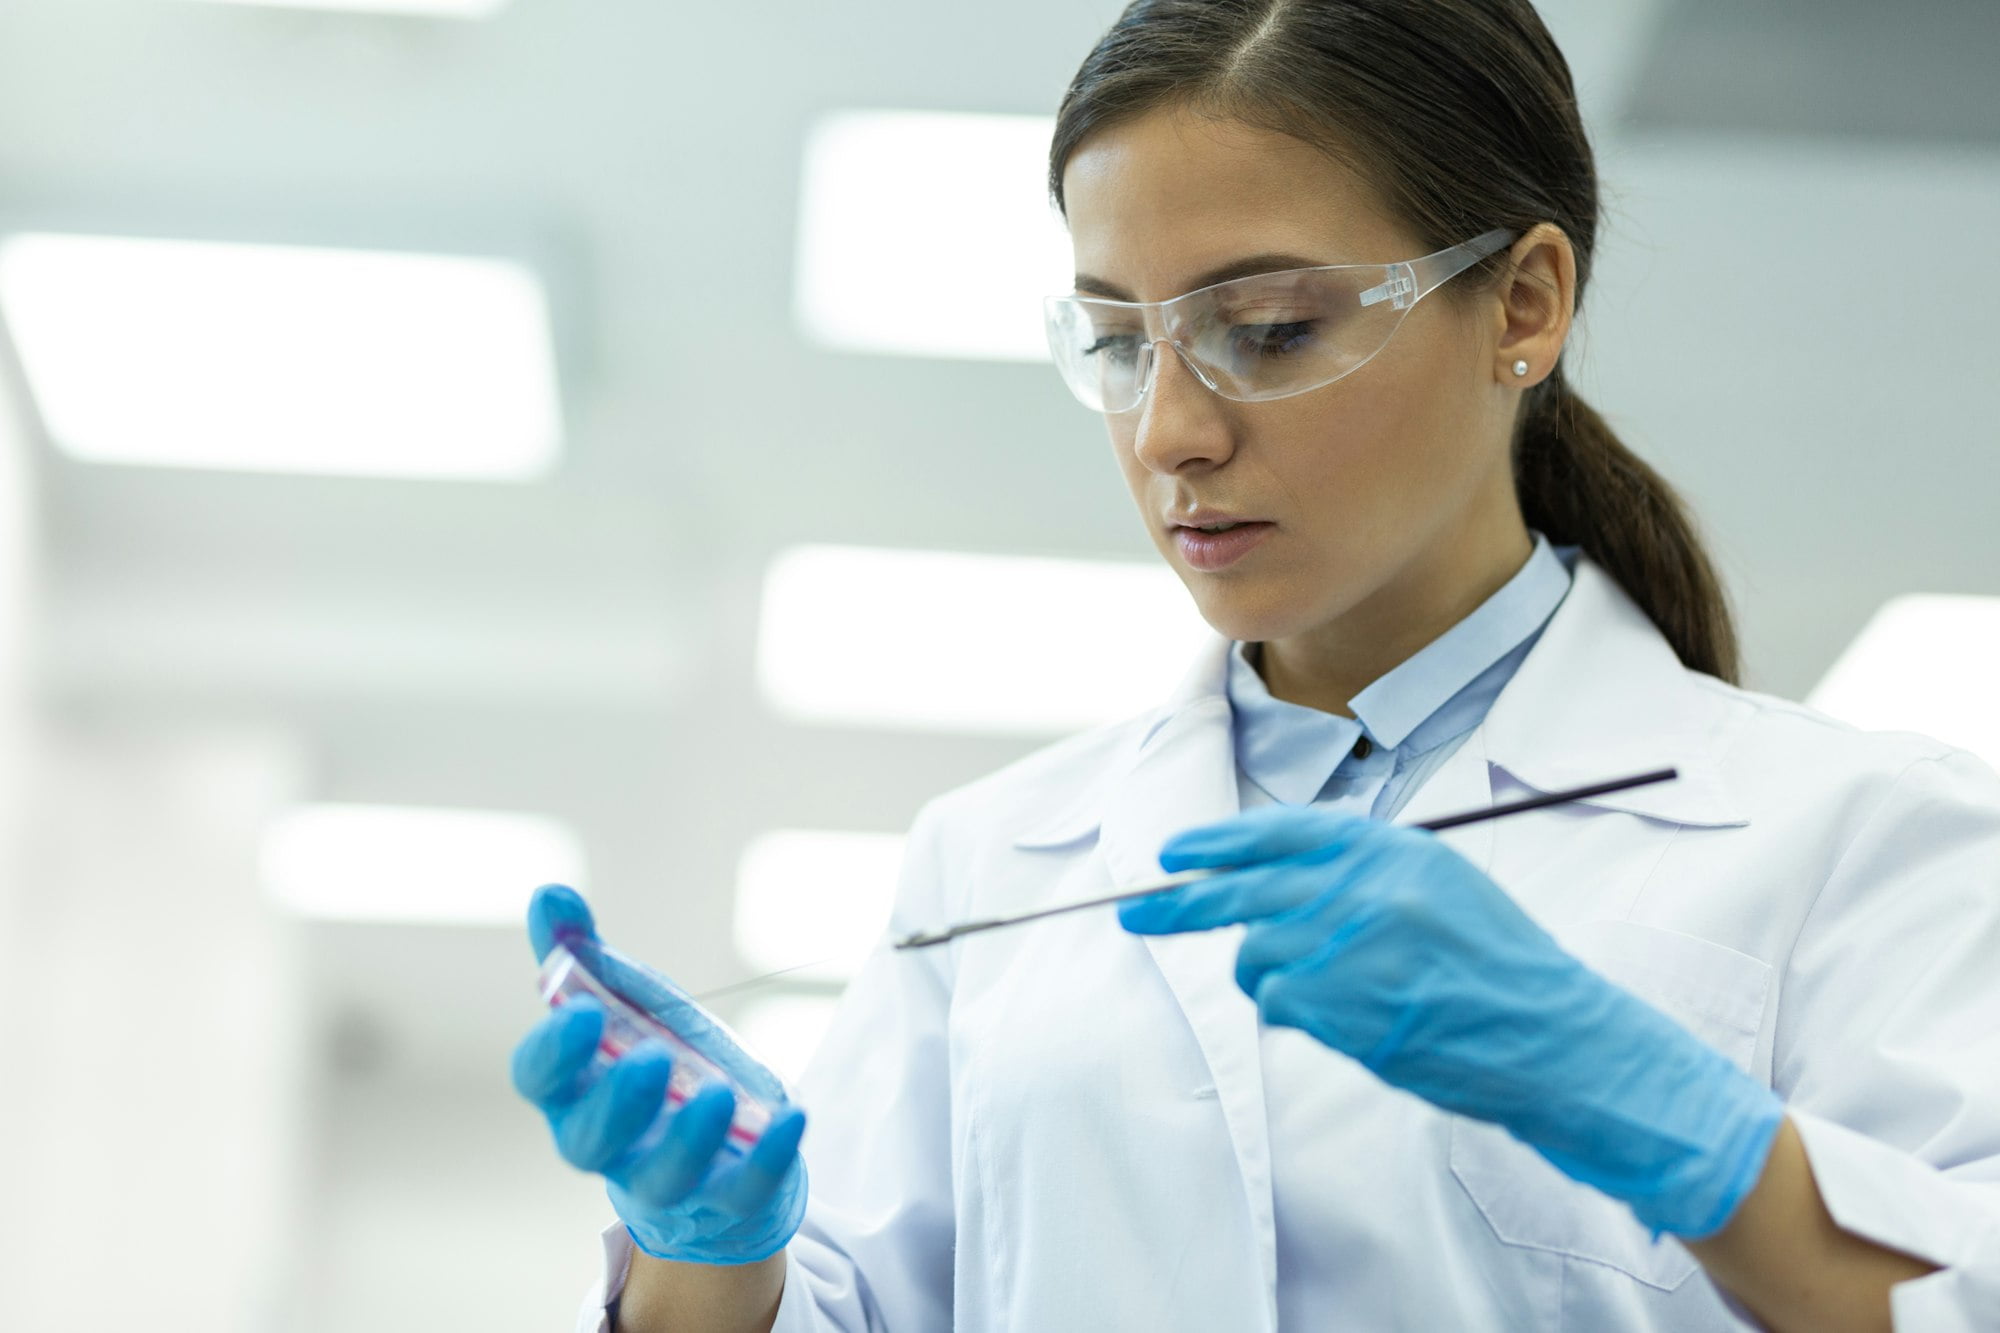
<box><xmin>1118</xmin><ymin>807</ymin><xmax>1784</xmax><ymax>1240</ymax></box>
<box><xmin>511</xmin><ymin>884</ymin><xmax>809</xmax><ymax>1264</ymax></box>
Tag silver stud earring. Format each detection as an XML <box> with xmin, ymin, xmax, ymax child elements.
<box><xmin>1512</xmin><ymin>360</ymin><xmax>1530</xmax><ymax>378</ymax></box>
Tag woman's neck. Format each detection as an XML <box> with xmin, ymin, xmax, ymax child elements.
<box><xmin>1256</xmin><ymin>522</ymin><xmax>1535</xmax><ymax>718</ymax></box>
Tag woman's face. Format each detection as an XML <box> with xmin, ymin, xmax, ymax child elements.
<box><xmin>1060</xmin><ymin>105</ymin><xmax>1548</xmax><ymax>664</ymax></box>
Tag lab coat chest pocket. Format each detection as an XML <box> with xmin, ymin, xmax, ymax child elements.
<box><xmin>1447</xmin><ymin>919</ymin><xmax>1775</xmax><ymax>1291</ymax></box>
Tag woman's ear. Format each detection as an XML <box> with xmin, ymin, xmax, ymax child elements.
<box><xmin>1492</xmin><ymin>222</ymin><xmax>1576</xmax><ymax>386</ymax></box>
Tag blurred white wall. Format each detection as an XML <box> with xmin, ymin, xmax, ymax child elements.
<box><xmin>6</xmin><ymin>724</ymin><xmax>309</xmax><ymax>1330</ymax></box>
<box><xmin>0</xmin><ymin>318</ymin><xmax>31</xmax><ymax>923</ymax></box>
<box><xmin>0</xmin><ymin>267</ymin><xmax>44</xmax><ymax>1331</ymax></box>
<box><xmin>1583</xmin><ymin>134</ymin><xmax>2000</xmax><ymax>690</ymax></box>
<box><xmin>0</xmin><ymin>306</ymin><xmax>316</xmax><ymax>1331</ymax></box>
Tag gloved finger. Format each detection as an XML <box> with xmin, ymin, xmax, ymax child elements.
<box><xmin>1229</xmin><ymin>835</ymin><xmax>1424</xmax><ymax>992</ymax></box>
<box><xmin>555</xmin><ymin>1044</ymin><xmax>674</xmax><ymax>1173</ymax></box>
<box><xmin>1121</xmin><ymin>838</ymin><xmax>1372</xmax><ymax>935</ymax></box>
<box><xmin>529</xmin><ymin>883</ymin><xmax>599</xmax><ymax>964</ymax></box>
<box><xmin>1118</xmin><ymin>863</ymin><xmax>1308</xmax><ymax>935</ymax></box>
<box><xmin>1248</xmin><ymin>951</ymin><xmax>1357</xmax><ymax>1035</ymax></box>
<box><xmin>1158</xmin><ymin>805</ymin><xmax>1377</xmax><ymax>873</ymax></box>
<box><xmin>617</xmin><ymin>1081</ymin><xmax>737</xmax><ymax>1209</ymax></box>
<box><xmin>511</xmin><ymin>997</ymin><xmax>607</xmax><ymax>1107</ymax></box>
<box><xmin>710</xmin><ymin>1105</ymin><xmax>808</xmax><ymax>1218</ymax></box>
<box><xmin>1232</xmin><ymin>890</ymin><xmax>1377</xmax><ymax>996</ymax></box>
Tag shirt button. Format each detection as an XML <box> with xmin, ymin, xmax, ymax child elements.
<box><xmin>1354</xmin><ymin>736</ymin><xmax>1374</xmax><ymax>759</ymax></box>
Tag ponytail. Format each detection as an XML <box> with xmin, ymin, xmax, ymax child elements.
<box><xmin>1516</xmin><ymin>369</ymin><xmax>1739</xmax><ymax>683</ymax></box>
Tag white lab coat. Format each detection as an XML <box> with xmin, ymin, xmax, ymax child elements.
<box><xmin>581</xmin><ymin>557</ymin><xmax>2000</xmax><ymax>1331</ymax></box>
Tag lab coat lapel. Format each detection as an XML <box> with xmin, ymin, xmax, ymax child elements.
<box><xmin>1391</xmin><ymin>723</ymin><xmax>1499</xmax><ymax>872</ymax></box>
<box><xmin>1479</xmin><ymin>558</ymin><xmax>1750</xmax><ymax>828</ymax></box>
<box><xmin>1098</xmin><ymin>638</ymin><xmax>1278</xmax><ymax>1321</ymax></box>
<box><xmin>1393</xmin><ymin>560</ymin><xmax>1748</xmax><ymax>939</ymax></box>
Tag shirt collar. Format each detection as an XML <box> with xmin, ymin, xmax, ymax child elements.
<box><xmin>1226</xmin><ymin>533</ymin><xmax>1574</xmax><ymax>805</ymax></box>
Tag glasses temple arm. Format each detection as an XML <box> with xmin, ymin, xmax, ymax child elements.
<box><xmin>1363</xmin><ymin>227</ymin><xmax>1520</xmax><ymax>311</ymax></box>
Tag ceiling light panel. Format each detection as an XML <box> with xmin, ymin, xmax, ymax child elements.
<box><xmin>0</xmin><ymin>233</ymin><xmax>562</xmax><ymax>478</ymax></box>
<box><xmin>731</xmin><ymin>993</ymin><xmax>842</xmax><ymax>1088</ymax></box>
<box><xmin>794</xmin><ymin>110</ymin><xmax>1072</xmax><ymax>361</ymax></box>
<box><xmin>733</xmin><ymin>829</ymin><xmax>906</xmax><ymax>981</ymax></box>
<box><xmin>262</xmin><ymin>803</ymin><xmax>586</xmax><ymax>924</ymax></box>
<box><xmin>1807</xmin><ymin>594</ymin><xmax>2000</xmax><ymax>770</ymax></box>
<box><xmin>757</xmin><ymin>543</ymin><xmax>1212</xmax><ymax>735</ymax></box>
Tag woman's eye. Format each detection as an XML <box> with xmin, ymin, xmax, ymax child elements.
<box><xmin>1231</xmin><ymin>320</ymin><xmax>1318</xmax><ymax>356</ymax></box>
<box><xmin>1083</xmin><ymin>332</ymin><xmax>1142</xmax><ymax>361</ymax></box>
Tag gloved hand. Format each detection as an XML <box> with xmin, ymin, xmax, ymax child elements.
<box><xmin>511</xmin><ymin>884</ymin><xmax>809</xmax><ymax>1263</ymax></box>
<box><xmin>1119</xmin><ymin>806</ymin><xmax>1784</xmax><ymax>1240</ymax></box>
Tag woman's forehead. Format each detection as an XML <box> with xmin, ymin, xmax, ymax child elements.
<box><xmin>1061</xmin><ymin>107</ymin><xmax>1408</xmax><ymax>298</ymax></box>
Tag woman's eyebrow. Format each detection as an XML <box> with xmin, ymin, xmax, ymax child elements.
<box><xmin>1072</xmin><ymin>252</ymin><xmax>1328</xmax><ymax>301</ymax></box>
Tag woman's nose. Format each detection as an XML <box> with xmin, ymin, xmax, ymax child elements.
<box><xmin>1130</xmin><ymin>339</ymin><xmax>1235</xmax><ymax>474</ymax></box>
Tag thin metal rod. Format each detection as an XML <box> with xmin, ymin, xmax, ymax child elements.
<box><xmin>690</xmin><ymin>954</ymin><xmax>860</xmax><ymax>1003</ymax></box>
<box><xmin>892</xmin><ymin>766</ymin><xmax>1677</xmax><ymax>950</ymax></box>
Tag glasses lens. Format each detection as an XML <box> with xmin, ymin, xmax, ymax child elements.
<box><xmin>1045</xmin><ymin>265</ymin><xmax>1414</xmax><ymax>413</ymax></box>
<box><xmin>1173</xmin><ymin>267</ymin><xmax>1402</xmax><ymax>403</ymax></box>
<box><xmin>1044</xmin><ymin>296</ymin><xmax>1150</xmax><ymax>413</ymax></box>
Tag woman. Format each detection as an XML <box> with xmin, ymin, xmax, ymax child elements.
<box><xmin>514</xmin><ymin>2</ymin><xmax>2000</xmax><ymax>1329</ymax></box>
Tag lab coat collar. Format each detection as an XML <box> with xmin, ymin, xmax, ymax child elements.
<box><xmin>1481</xmin><ymin>556</ymin><xmax>1750</xmax><ymax>829</ymax></box>
<box><xmin>1011</xmin><ymin>553</ymin><xmax>1748</xmax><ymax>850</ymax></box>
<box><xmin>1008</xmin><ymin>638</ymin><xmax>1231</xmax><ymax>851</ymax></box>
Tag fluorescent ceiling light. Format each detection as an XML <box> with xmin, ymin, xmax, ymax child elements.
<box><xmin>262</xmin><ymin>804</ymin><xmax>586</xmax><ymax>924</ymax></box>
<box><xmin>794</xmin><ymin>110</ymin><xmax>1071</xmax><ymax>361</ymax></box>
<box><xmin>732</xmin><ymin>993</ymin><xmax>842</xmax><ymax>1087</ymax></box>
<box><xmin>0</xmin><ymin>233</ymin><xmax>561</xmax><ymax>478</ymax></box>
<box><xmin>757</xmin><ymin>543</ymin><xmax>1212</xmax><ymax>734</ymax></box>
<box><xmin>1807</xmin><ymin>594</ymin><xmax>2000</xmax><ymax>769</ymax></box>
<box><xmin>734</xmin><ymin>829</ymin><xmax>905</xmax><ymax>981</ymax></box>
<box><xmin>180</xmin><ymin>0</ymin><xmax>510</xmax><ymax>17</ymax></box>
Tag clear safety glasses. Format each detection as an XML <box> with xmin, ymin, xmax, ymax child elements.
<box><xmin>1043</xmin><ymin>228</ymin><xmax>1518</xmax><ymax>414</ymax></box>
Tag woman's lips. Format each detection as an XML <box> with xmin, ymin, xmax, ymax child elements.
<box><xmin>1173</xmin><ymin>522</ymin><xmax>1275</xmax><ymax>571</ymax></box>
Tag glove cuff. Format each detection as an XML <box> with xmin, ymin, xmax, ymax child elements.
<box><xmin>623</xmin><ymin>1158</ymin><xmax>811</xmax><ymax>1266</ymax></box>
<box><xmin>1517</xmin><ymin>987</ymin><xmax>1787</xmax><ymax>1240</ymax></box>
<box><xmin>1630</xmin><ymin>1095</ymin><xmax>1785</xmax><ymax>1240</ymax></box>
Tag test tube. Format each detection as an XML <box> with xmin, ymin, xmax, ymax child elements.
<box><xmin>537</xmin><ymin>937</ymin><xmax>781</xmax><ymax>1156</ymax></box>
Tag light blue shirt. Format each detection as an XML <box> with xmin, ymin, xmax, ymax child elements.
<box><xmin>1226</xmin><ymin>532</ymin><xmax>1578</xmax><ymax>823</ymax></box>
<box><xmin>1232</xmin><ymin>531</ymin><xmax>1578</xmax><ymax>1330</ymax></box>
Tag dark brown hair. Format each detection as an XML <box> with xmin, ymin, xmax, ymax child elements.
<box><xmin>1049</xmin><ymin>0</ymin><xmax>1739</xmax><ymax>682</ymax></box>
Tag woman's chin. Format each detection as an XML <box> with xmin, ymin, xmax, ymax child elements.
<box><xmin>1184</xmin><ymin>590</ymin><xmax>1313</xmax><ymax>647</ymax></box>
